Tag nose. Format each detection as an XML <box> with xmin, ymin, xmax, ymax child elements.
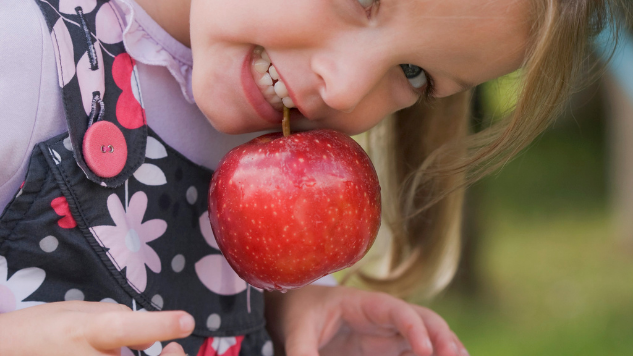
<box><xmin>311</xmin><ymin>46</ymin><xmax>389</xmax><ymax>113</ymax></box>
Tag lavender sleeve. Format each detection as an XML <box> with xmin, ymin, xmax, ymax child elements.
<box><xmin>0</xmin><ymin>0</ymin><xmax>67</xmax><ymax>213</ymax></box>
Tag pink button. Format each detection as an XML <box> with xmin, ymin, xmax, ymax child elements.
<box><xmin>83</xmin><ymin>121</ymin><xmax>127</xmax><ymax>178</ymax></box>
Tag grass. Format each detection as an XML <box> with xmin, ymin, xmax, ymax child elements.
<box><xmin>421</xmin><ymin>96</ymin><xmax>633</xmax><ymax>355</ymax></box>
<box><xmin>429</xmin><ymin>211</ymin><xmax>633</xmax><ymax>356</ymax></box>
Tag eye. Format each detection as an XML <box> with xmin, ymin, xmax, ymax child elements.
<box><xmin>399</xmin><ymin>64</ymin><xmax>427</xmax><ymax>89</ymax></box>
<box><xmin>357</xmin><ymin>0</ymin><xmax>375</xmax><ymax>8</ymax></box>
<box><xmin>357</xmin><ymin>0</ymin><xmax>379</xmax><ymax>17</ymax></box>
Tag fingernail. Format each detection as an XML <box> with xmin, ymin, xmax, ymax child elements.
<box><xmin>460</xmin><ymin>349</ymin><xmax>470</xmax><ymax>356</ymax></box>
<box><xmin>179</xmin><ymin>314</ymin><xmax>195</xmax><ymax>332</ymax></box>
<box><xmin>452</xmin><ymin>342</ymin><xmax>459</xmax><ymax>354</ymax></box>
<box><xmin>424</xmin><ymin>338</ymin><xmax>433</xmax><ymax>353</ymax></box>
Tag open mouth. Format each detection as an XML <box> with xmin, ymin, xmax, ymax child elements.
<box><xmin>249</xmin><ymin>46</ymin><xmax>295</xmax><ymax>110</ymax></box>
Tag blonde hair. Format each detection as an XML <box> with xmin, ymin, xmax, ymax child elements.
<box><xmin>357</xmin><ymin>0</ymin><xmax>630</xmax><ymax>299</ymax></box>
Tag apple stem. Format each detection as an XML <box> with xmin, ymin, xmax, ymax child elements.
<box><xmin>282</xmin><ymin>106</ymin><xmax>291</xmax><ymax>137</ymax></box>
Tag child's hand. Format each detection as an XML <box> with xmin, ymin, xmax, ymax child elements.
<box><xmin>266</xmin><ymin>285</ymin><xmax>468</xmax><ymax>356</ymax></box>
<box><xmin>0</xmin><ymin>301</ymin><xmax>194</xmax><ymax>356</ymax></box>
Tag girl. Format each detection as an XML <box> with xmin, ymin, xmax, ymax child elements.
<box><xmin>0</xmin><ymin>0</ymin><xmax>624</xmax><ymax>356</ymax></box>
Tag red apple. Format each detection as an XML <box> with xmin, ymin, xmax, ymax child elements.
<box><xmin>208</xmin><ymin>129</ymin><xmax>381</xmax><ymax>291</ymax></box>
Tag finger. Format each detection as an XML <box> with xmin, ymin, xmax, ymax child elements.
<box><xmin>129</xmin><ymin>342</ymin><xmax>156</xmax><ymax>352</ymax></box>
<box><xmin>413</xmin><ymin>306</ymin><xmax>462</xmax><ymax>356</ymax></box>
<box><xmin>284</xmin><ymin>317</ymin><xmax>320</xmax><ymax>356</ymax></box>
<box><xmin>86</xmin><ymin>310</ymin><xmax>195</xmax><ymax>350</ymax></box>
<box><xmin>161</xmin><ymin>342</ymin><xmax>186</xmax><ymax>356</ymax></box>
<box><xmin>451</xmin><ymin>331</ymin><xmax>469</xmax><ymax>356</ymax></box>
<box><xmin>399</xmin><ymin>352</ymin><xmax>416</xmax><ymax>356</ymax></box>
<box><xmin>54</xmin><ymin>300</ymin><xmax>132</xmax><ymax>313</ymax></box>
<box><xmin>359</xmin><ymin>294</ymin><xmax>433</xmax><ymax>356</ymax></box>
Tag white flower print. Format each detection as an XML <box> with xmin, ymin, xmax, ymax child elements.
<box><xmin>0</xmin><ymin>256</ymin><xmax>45</xmax><ymax>313</ymax></box>
<box><xmin>57</xmin><ymin>0</ymin><xmax>97</xmax><ymax>15</ymax></box>
<box><xmin>195</xmin><ymin>212</ymin><xmax>247</xmax><ymax>296</ymax></box>
<box><xmin>212</xmin><ymin>337</ymin><xmax>237</xmax><ymax>355</ymax></box>
<box><xmin>95</xmin><ymin>2</ymin><xmax>123</xmax><ymax>44</ymax></box>
<box><xmin>133</xmin><ymin>137</ymin><xmax>168</xmax><ymax>186</ymax></box>
<box><xmin>91</xmin><ymin>192</ymin><xmax>166</xmax><ymax>293</ymax></box>
<box><xmin>200</xmin><ymin>336</ymin><xmax>244</xmax><ymax>356</ymax></box>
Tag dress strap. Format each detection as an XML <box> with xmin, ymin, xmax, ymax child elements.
<box><xmin>35</xmin><ymin>0</ymin><xmax>147</xmax><ymax>188</ymax></box>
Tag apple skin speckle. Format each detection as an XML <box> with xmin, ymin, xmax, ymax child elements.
<box><xmin>208</xmin><ymin>129</ymin><xmax>381</xmax><ymax>291</ymax></box>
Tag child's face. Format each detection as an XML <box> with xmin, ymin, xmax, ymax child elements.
<box><xmin>190</xmin><ymin>0</ymin><xmax>530</xmax><ymax>135</ymax></box>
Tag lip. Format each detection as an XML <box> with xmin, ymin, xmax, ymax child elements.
<box><xmin>241</xmin><ymin>46</ymin><xmax>307</xmax><ymax>125</ymax></box>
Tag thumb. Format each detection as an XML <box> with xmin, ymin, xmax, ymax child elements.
<box><xmin>284</xmin><ymin>322</ymin><xmax>320</xmax><ymax>356</ymax></box>
<box><xmin>160</xmin><ymin>342</ymin><xmax>186</xmax><ymax>356</ymax></box>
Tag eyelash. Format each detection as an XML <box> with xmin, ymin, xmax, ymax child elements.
<box><xmin>417</xmin><ymin>71</ymin><xmax>435</xmax><ymax>100</ymax></box>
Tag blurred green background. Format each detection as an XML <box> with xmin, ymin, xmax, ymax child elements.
<box><xmin>421</xmin><ymin>48</ymin><xmax>633</xmax><ymax>355</ymax></box>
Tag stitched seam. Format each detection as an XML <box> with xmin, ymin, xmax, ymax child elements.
<box><xmin>88</xmin><ymin>224</ymin><xmax>137</xmax><ymax>295</ymax></box>
<box><xmin>52</xmin><ymin>140</ymin><xmax>154</xmax><ymax>307</ymax></box>
<box><xmin>75</xmin><ymin>6</ymin><xmax>98</xmax><ymax>70</ymax></box>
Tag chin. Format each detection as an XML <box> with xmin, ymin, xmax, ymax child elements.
<box><xmin>201</xmin><ymin>109</ymin><xmax>270</xmax><ymax>135</ymax></box>
<box><xmin>203</xmin><ymin>115</ymin><xmax>248</xmax><ymax>135</ymax></box>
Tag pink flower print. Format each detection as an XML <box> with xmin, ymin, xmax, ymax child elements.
<box><xmin>120</xmin><ymin>347</ymin><xmax>135</xmax><ymax>356</ymax></box>
<box><xmin>91</xmin><ymin>192</ymin><xmax>165</xmax><ymax>293</ymax></box>
<box><xmin>195</xmin><ymin>212</ymin><xmax>247</xmax><ymax>296</ymax></box>
<box><xmin>95</xmin><ymin>3</ymin><xmax>123</xmax><ymax>44</ymax></box>
<box><xmin>112</xmin><ymin>53</ymin><xmax>146</xmax><ymax>130</ymax></box>
<box><xmin>0</xmin><ymin>256</ymin><xmax>45</xmax><ymax>313</ymax></box>
<box><xmin>51</xmin><ymin>196</ymin><xmax>77</xmax><ymax>229</ymax></box>
<box><xmin>58</xmin><ymin>0</ymin><xmax>97</xmax><ymax>15</ymax></box>
<box><xmin>197</xmin><ymin>336</ymin><xmax>244</xmax><ymax>356</ymax></box>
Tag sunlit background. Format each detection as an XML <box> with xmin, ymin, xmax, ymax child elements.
<box><xmin>420</xmin><ymin>24</ymin><xmax>633</xmax><ymax>356</ymax></box>
<box><xmin>339</xmin><ymin>20</ymin><xmax>633</xmax><ymax>356</ymax></box>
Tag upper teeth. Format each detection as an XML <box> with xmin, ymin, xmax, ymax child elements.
<box><xmin>252</xmin><ymin>46</ymin><xmax>295</xmax><ymax>109</ymax></box>
<box><xmin>274</xmin><ymin>81</ymin><xmax>288</xmax><ymax>98</ymax></box>
<box><xmin>268</xmin><ymin>66</ymin><xmax>279</xmax><ymax>80</ymax></box>
<box><xmin>254</xmin><ymin>59</ymin><xmax>270</xmax><ymax>74</ymax></box>
<box><xmin>259</xmin><ymin>73</ymin><xmax>273</xmax><ymax>86</ymax></box>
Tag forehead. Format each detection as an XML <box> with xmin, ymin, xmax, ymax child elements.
<box><xmin>388</xmin><ymin>0</ymin><xmax>533</xmax><ymax>93</ymax></box>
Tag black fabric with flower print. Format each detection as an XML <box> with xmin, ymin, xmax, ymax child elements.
<box><xmin>0</xmin><ymin>0</ymin><xmax>275</xmax><ymax>355</ymax></box>
<box><xmin>0</xmin><ymin>130</ymin><xmax>272</xmax><ymax>354</ymax></box>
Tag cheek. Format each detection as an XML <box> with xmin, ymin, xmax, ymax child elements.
<box><xmin>384</xmin><ymin>68</ymin><xmax>420</xmax><ymax>109</ymax></box>
<box><xmin>191</xmin><ymin>0</ymin><xmax>324</xmax><ymax>48</ymax></box>
<box><xmin>334</xmin><ymin>74</ymin><xmax>419</xmax><ymax>135</ymax></box>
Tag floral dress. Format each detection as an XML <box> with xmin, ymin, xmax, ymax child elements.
<box><xmin>0</xmin><ymin>0</ymin><xmax>271</xmax><ymax>355</ymax></box>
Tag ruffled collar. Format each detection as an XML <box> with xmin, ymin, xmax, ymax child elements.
<box><xmin>112</xmin><ymin>0</ymin><xmax>195</xmax><ymax>103</ymax></box>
